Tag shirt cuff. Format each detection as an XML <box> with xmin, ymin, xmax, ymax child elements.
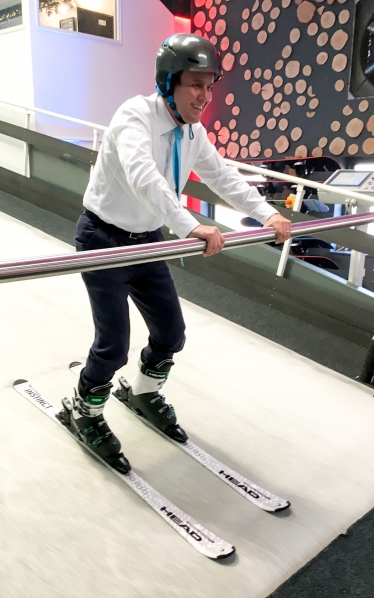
<box><xmin>168</xmin><ymin>209</ymin><xmax>200</xmax><ymax>239</ymax></box>
<box><xmin>245</xmin><ymin>200</ymin><xmax>279</xmax><ymax>225</ymax></box>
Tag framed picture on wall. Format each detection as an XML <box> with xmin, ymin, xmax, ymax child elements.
<box><xmin>59</xmin><ymin>17</ymin><xmax>76</xmax><ymax>31</ymax></box>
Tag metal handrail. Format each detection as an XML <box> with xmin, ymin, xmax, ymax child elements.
<box><xmin>1</xmin><ymin>213</ymin><xmax>374</xmax><ymax>284</ymax></box>
<box><xmin>224</xmin><ymin>159</ymin><xmax>374</xmax><ymax>207</ymax></box>
<box><xmin>0</xmin><ymin>99</ymin><xmax>107</xmax><ymax>131</ymax></box>
<box><xmin>1</xmin><ymin>97</ymin><xmax>373</xmax><ymax>207</ymax></box>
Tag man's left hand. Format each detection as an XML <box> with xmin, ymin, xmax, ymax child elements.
<box><xmin>263</xmin><ymin>213</ymin><xmax>292</xmax><ymax>244</ymax></box>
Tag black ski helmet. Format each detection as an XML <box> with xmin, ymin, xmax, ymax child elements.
<box><xmin>155</xmin><ymin>33</ymin><xmax>223</xmax><ymax>123</ymax></box>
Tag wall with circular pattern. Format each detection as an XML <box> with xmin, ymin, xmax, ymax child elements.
<box><xmin>192</xmin><ymin>0</ymin><xmax>374</xmax><ymax>161</ymax></box>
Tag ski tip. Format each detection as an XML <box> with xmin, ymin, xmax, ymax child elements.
<box><xmin>214</xmin><ymin>545</ymin><xmax>236</xmax><ymax>560</ymax></box>
<box><xmin>69</xmin><ymin>361</ymin><xmax>82</xmax><ymax>369</ymax></box>
<box><xmin>274</xmin><ymin>500</ymin><xmax>291</xmax><ymax>513</ymax></box>
<box><xmin>13</xmin><ymin>379</ymin><xmax>28</xmax><ymax>387</ymax></box>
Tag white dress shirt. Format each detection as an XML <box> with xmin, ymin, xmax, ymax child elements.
<box><xmin>83</xmin><ymin>93</ymin><xmax>278</xmax><ymax>239</ymax></box>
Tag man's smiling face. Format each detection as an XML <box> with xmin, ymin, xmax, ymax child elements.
<box><xmin>173</xmin><ymin>71</ymin><xmax>215</xmax><ymax>125</ymax></box>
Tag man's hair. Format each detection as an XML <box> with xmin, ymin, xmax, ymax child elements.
<box><xmin>172</xmin><ymin>71</ymin><xmax>182</xmax><ymax>89</ymax></box>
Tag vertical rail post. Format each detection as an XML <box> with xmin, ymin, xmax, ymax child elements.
<box><xmin>348</xmin><ymin>204</ymin><xmax>369</xmax><ymax>287</ymax></box>
<box><xmin>90</xmin><ymin>128</ymin><xmax>99</xmax><ymax>179</ymax></box>
<box><xmin>23</xmin><ymin>109</ymin><xmax>31</xmax><ymax>177</ymax></box>
<box><xmin>276</xmin><ymin>183</ymin><xmax>304</xmax><ymax>277</ymax></box>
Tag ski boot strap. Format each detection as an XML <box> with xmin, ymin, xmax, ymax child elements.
<box><xmin>140</xmin><ymin>358</ymin><xmax>174</xmax><ymax>380</ymax></box>
<box><xmin>76</xmin><ymin>379</ymin><xmax>112</xmax><ymax>417</ymax></box>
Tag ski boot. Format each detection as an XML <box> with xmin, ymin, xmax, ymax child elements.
<box><xmin>113</xmin><ymin>359</ymin><xmax>188</xmax><ymax>443</ymax></box>
<box><xmin>57</xmin><ymin>379</ymin><xmax>131</xmax><ymax>474</ymax></box>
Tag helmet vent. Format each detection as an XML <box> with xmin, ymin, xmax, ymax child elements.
<box><xmin>188</xmin><ymin>58</ymin><xmax>200</xmax><ymax>64</ymax></box>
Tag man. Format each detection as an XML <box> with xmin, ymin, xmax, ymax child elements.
<box><xmin>64</xmin><ymin>34</ymin><xmax>291</xmax><ymax>474</ymax></box>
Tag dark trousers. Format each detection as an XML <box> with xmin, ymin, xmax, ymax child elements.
<box><xmin>75</xmin><ymin>212</ymin><xmax>186</xmax><ymax>389</ymax></box>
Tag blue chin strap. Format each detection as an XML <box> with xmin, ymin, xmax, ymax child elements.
<box><xmin>156</xmin><ymin>75</ymin><xmax>195</xmax><ymax>140</ymax></box>
<box><xmin>156</xmin><ymin>72</ymin><xmax>185</xmax><ymax>124</ymax></box>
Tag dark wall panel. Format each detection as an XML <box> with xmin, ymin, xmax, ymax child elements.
<box><xmin>192</xmin><ymin>0</ymin><xmax>374</xmax><ymax>161</ymax></box>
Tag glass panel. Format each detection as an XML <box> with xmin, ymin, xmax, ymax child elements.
<box><xmin>38</xmin><ymin>0</ymin><xmax>117</xmax><ymax>40</ymax></box>
<box><xmin>0</xmin><ymin>2</ymin><xmax>23</xmax><ymax>31</ymax></box>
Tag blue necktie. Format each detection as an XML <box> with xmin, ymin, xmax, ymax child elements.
<box><xmin>172</xmin><ymin>126</ymin><xmax>183</xmax><ymax>199</ymax></box>
<box><xmin>172</xmin><ymin>126</ymin><xmax>184</xmax><ymax>266</ymax></box>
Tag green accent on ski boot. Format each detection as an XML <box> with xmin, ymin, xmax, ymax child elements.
<box><xmin>143</xmin><ymin>368</ymin><xmax>171</xmax><ymax>379</ymax></box>
<box><xmin>86</xmin><ymin>395</ymin><xmax>108</xmax><ymax>404</ymax></box>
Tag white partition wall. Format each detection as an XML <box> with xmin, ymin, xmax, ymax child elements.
<box><xmin>0</xmin><ymin>0</ymin><xmax>185</xmax><ymax>152</ymax></box>
<box><xmin>29</xmin><ymin>0</ymin><xmax>176</xmax><ymax>140</ymax></box>
<box><xmin>0</xmin><ymin>1</ymin><xmax>34</xmax><ymax>173</ymax></box>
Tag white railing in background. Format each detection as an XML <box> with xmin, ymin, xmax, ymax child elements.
<box><xmin>1</xmin><ymin>99</ymin><xmax>373</xmax><ymax>287</ymax></box>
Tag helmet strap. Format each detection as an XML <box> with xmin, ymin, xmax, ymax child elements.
<box><xmin>156</xmin><ymin>73</ymin><xmax>186</xmax><ymax>125</ymax></box>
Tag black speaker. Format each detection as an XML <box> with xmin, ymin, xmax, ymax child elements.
<box><xmin>350</xmin><ymin>0</ymin><xmax>374</xmax><ymax>98</ymax></box>
<box><xmin>159</xmin><ymin>0</ymin><xmax>191</xmax><ymax>18</ymax></box>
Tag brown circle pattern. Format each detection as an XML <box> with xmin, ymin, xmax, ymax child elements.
<box><xmin>321</xmin><ymin>11</ymin><xmax>336</xmax><ymax>28</ymax></box>
<box><xmin>317</xmin><ymin>52</ymin><xmax>329</xmax><ymax>65</ymax></box>
<box><xmin>215</xmin><ymin>19</ymin><xmax>227</xmax><ymax>35</ymax></box>
<box><xmin>332</xmin><ymin>54</ymin><xmax>348</xmax><ymax>72</ymax></box>
<box><xmin>270</xmin><ymin>7</ymin><xmax>280</xmax><ymax>19</ymax></box>
<box><xmin>343</xmin><ymin>105</ymin><xmax>353</xmax><ymax>116</ymax></box>
<box><xmin>194</xmin><ymin>0</ymin><xmax>374</xmax><ymax>160</ymax></box>
<box><xmin>335</xmin><ymin>80</ymin><xmax>345</xmax><ymax>92</ymax></box>
<box><xmin>331</xmin><ymin>30</ymin><xmax>349</xmax><ymax>51</ymax></box>
<box><xmin>290</xmin><ymin>28</ymin><xmax>301</xmax><ymax>43</ymax></box>
<box><xmin>339</xmin><ymin>10</ymin><xmax>350</xmax><ymax>24</ymax></box>
<box><xmin>346</xmin><ymin>118</ymin><xmax>364</xmax><ymax>138</ymax></box>
<box><xmin>222</xmin><ymin>54</ymin><xmax>235</xmax><ymax>71</ymax></box>
<box><xmin>362</xmin><ymin>139</ymin><xmax>374</xmax><ymax>155</ymax></box>
<box><xmin>274</xmin><ymin>75</ymin><xmax>283</xmax><ymax>87</ymax></box>
<box><xmin>307</xmin><ymin>23</ymin><xmax>318</xmax><ymax>36</ymax></box>
<box><xmin>275</xmin><ymin>135</ymin><xmax>289</xmax><ymax>153</ymax></box>
<box><xmin>297</xmin><ymin>1</ymin><xmax>316</xmax><ymax>23</ymax></box>
<box><xmin>291</xmin><ymin>127</ymin><xmax>302</xmax><ymax>141</ymax></box>
<box><xmin>282</xmin><ymin>45</ymin><xmax>293</xmax><ymax>58</ymax></box>
<box><xmin>249</xmin><ymin>141</ymin><xmax>262</xmax><ymax>157</ymax></box>
<box><xmin>285</xmin><ymin>61</ymin><xmax>300</xmax><ymax>78</ymax></box>
<box><xmin>218</xmin><ymin>127</ymin><xmax>230</xmax><ymax>144</ymax></box>
<box><xmin>359</xmin><ymin>100</ymin><xmax>369</xmax><ymax>112</ymax></box>
<box><xmin>252</xmin><ymin>13</ymin><xmax>265</xmax><ymax>30</ymax></box>
<box><xmin>227</xmin><ymin>141</ymin><xmax>240</xmax><ymax>158</ymax></box>
<box><xmin>348</xmin><ymin>144</ymin><xmax>359</xmax><ymax>155</ymax></box>
<box><xmin>317</xmin><ymin>32</ymin><xmax>329</xmax><ymax>46</ymax></box>
<box><xmin>284</xmin><ymin>83</ymin><xmax>294</xmax><ymax>95</ymax></box>
<box><xmin>225</xmin><ymin>93</ymin><xmax>235</xmax><ymax>105</ymax></box>
<box><xmin>258</xmin><ymin>31</ymin><xmax>268</xmax><ymax>44</ymax></box>
<box><xmin>329</xmin><ymin>137</ymin><xmax>346</xmax><ymax>155</ymax></box>
<box><xmin>220</xmin><ymin>36</ymin><xmax>230</xmax><ymax>51</ymax></box>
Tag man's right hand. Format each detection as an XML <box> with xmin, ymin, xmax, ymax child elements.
<box><xmin>187</xmin><ymin>225</ymin><xmax>225</xmax><ymax>257</ymax></box>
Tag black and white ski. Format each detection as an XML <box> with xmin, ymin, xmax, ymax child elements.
<box><xmin>70</xmin><ymin>362</ymin><xmax>290</xmax><ymax>513</ymax></box>
<box><xmin>13</xmin><ymin>379</ymin><xmax>235</xmax><ymax>560</ymax></box>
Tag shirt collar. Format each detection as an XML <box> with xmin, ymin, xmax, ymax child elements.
<box><xmin>156</xmin><ymin>93</ymin><xmax>183</xmax><ymax>135</ymax></box>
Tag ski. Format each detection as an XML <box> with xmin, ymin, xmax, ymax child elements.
<box><xmin>70</xmin><ymin>362</ymin><xmax>290</xmax><ymax>513</ymax></box>
<box><xmin>13</xmin><ymin>379</ymin><xmax>235</xmax><ymax>560</ymax></box>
